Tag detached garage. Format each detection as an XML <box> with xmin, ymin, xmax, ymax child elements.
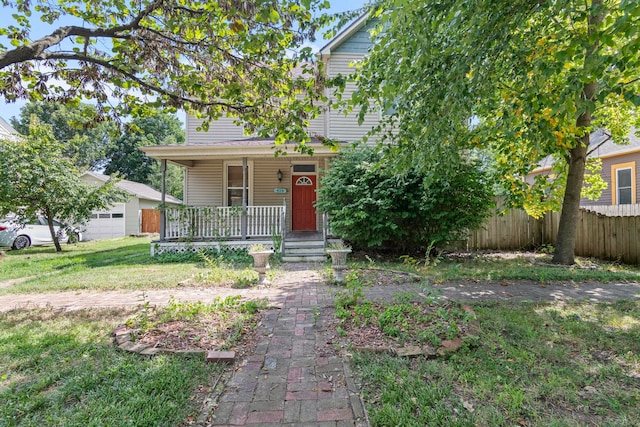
<box><xmin>85</xmin><ymin>203</ymin><xmax>126</xmax><ymax>240</ymax></box>
<box><xmin>80</xmin><ymin>172</ymin><xmax>182</xmax><ymax>240</ymax></box>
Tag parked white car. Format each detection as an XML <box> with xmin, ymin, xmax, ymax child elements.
<box><xmin>0</xmin><ymin>215</ymin><xmax>82</xmax><ymax>250</ymax></box>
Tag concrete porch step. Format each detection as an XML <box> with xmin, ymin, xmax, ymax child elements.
<box><xmin>284</xmin><ymin>240</ymin><xmax>325</xmax><ymax>248</ymax></box>
<box><xmin>282</xmin><ymin>238</ymin><xmax>326</xmax><ymax>262</ymax></box>
<box><xmin>285</xmin><ymin>247</ymin><xmax>326</xmax><ymax>256</ymax></box>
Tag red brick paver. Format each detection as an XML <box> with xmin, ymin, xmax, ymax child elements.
<box><xmin>208</xmin><ymin>265</ymin><xmax>367</xmax><ymax>426</ymax></box>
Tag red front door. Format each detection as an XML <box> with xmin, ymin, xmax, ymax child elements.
<box><xmin>292</xmin><ymin>175</ymin><xmax>317</xmax><ymax>231</ymax></box>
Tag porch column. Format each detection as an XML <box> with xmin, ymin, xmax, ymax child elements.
<box><xmin>160</xmin><ymin>159</ymin><xmax>167</xmax><ymax>241</ymax></box>
<box><xmin>241</xmin><ymin>157</ymin><xmax>248</xmax><ymax>239</ymax></box>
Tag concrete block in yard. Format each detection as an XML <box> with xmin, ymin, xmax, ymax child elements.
<box><xmin>206</xmin><ymin>350</ymin><xmax>235</xmax><ymax>364</ymax></box>
<box><xmin>394</xmin><ymin>346</ymin><xmax>423</xmax><ymax>357</ymax></box>
<box><xmin>115</xmin><ymin>333</ymin><xmax>132</xmax><ymax>345</ymax></box>
<box><xmin>118</xmin><ymin>341</ymin><xmax>137</xmax><ymax>352</ymax></box>
<box><xmin>113</xmin><ymin>325</ymin><xmax>128</xmax><ymax>336</ymax></box>
<box><xmin>140</xmin><ymin>347</ymin><xmax>163</xmax><ymax>356</ymax></box>
<box><xmin>175</xmin><ymin>349</ymin><xmax>206</xmax><ymax>356</ymax></box>
<box><xmin>128</xmin><ymin>343</ymin><xmax>150</xmax><ymax>353</ymax></box>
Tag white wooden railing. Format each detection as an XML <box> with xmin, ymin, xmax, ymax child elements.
<box><xmin>164</xmin><ymin>206</ymin><xmax>283</xmax><ymax>239</ymax></box>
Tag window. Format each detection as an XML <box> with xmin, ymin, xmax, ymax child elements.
<box><xmin>292</xmin><ymin>164</ymin><xmax>316</xmax><ymax>174</ymax></box>
<box><xmin>225</xmin><ymin>162</ymin><xmax>252</xmax><ymax>207</ymax></box>
<box><xmin>112</xmin><ymin>213</ymin><xmax>124</xmax><ymax>218</ymax></box>
<box><xmin>612</xmin><ymin>162</ymin><xmax>636</xmax><ymax>205</ymax></box>
<box><xmin>295</xmin><ymin>176</ymin><xmax>313</xmax><ymax>186</ymax></box>
<box><xmin>617</xmin><ymin>168</ymin><xmax>632</xmax><ymax>204</ymax></box>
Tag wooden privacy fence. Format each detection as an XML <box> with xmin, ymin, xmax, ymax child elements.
<box><xmin>141</xmin><ymin>209</ymin><xmax>160</xmax><ymax>233</ymax></box>
<box><xmin>467</xmin><ymin>206</ymin><xmax>640</xmax><ymax>264</ymax></box>
<box><xmin>467</xmin><ymin>207</ymin><xmax>542</xmax><ymax>250</ymax></box>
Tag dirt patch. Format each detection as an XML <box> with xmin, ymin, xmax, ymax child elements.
<box><xmin>0</xmin><ymin>277</ymin><xmax>29</xmax><ymax>289</ymax></box>
<box><xmin>327</xmin><ymin>299</ymin><xmax>479</xmax><ymax>357</ymax></box>
<box><xmin>119</xmin><ymin>303</ymin><xmax>263</xmax><ymax>358</ymax></box>
<box><xmin>355</xmin><ymin>268</ymin><xmax>423</xmax><ymax>286</ymax></box>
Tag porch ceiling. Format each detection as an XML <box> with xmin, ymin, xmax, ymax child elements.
<box><xmin>141</xmin><ymin>137</ymin><xmax>345</xmax><ymax>165</ymax></box>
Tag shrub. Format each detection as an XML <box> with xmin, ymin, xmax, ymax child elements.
<box><xmin>316</xmin><ymin>147</ymin><xmax>494</xmax><ymax>251</ymax></box>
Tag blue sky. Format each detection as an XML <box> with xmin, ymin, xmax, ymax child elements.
<box><xmin>0</xmin><ymin>1</ymin><xmax>368</xmax><ymax>124</ymax></box>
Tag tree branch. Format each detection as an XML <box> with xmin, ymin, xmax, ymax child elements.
<box><xmin>586</xmin><ymin>131</ymin><xmax>612</xmax><ymax>156</ymax></box>
<box><xmin>0</xmin><ymin>0</ymin><xmax>162</xmax><ymax>69</ymax></box>
<box><xmin>40</xmin><ymin>52</ymin><xmax>255</xmax><ymax>112</ymax></box>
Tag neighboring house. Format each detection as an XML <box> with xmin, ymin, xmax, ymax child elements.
<box><xmin>528</xmin><ymin>128</ymin><xmax>640</xmax><ymax>213</ymax></box>
<box><xmin>80</xmin><ymin>172</ymin><xmax>182</xmax><ymax>240</ymax></box>
<box><xmin>0</xmin><ymin>117</ymin><xmax>19</xmax><ymax>141</ymax></box>
<box><xmin>142</xmin><ymin>14</ymin><xmax>380</xmax><ymax>259</ymax></box>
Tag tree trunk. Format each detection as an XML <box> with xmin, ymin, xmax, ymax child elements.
<box><xmin>552</xmin><ymin>142</ymin><xmax>588</xmax><ymax>264</ymax></box>
<box><xmin>551</xmin><ymin>1</ymin><xmax>603</xmax><ymax>265</ymax></box>
<box><xmin>44</xmin><ymin>208</ymin><xmax>63</xmax><ymax>252</ymax></box>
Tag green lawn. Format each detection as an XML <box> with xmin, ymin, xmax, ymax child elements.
<box><xmin>0</xmin><ymin>239</ymin><xmax>266</xmax><ymax>426</ymax></box>
<box><xmin>0</xmin><ymin>237</ymin><xmax>226</xmax><ymax>294</ymax></box>
<box><xmin>0</xmin><ymin>307</ymin><xmax>223</xmax><ymax>427</ymax></box>
<box><xmin>351</xmin><ymin>300</ymin><xmax>640</xmax><ymax>426</ymax></box>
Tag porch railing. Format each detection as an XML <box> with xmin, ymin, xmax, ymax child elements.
<box><xmin>164</xmin><ymin>206</ymin><xmax>284</xmax><ymax>240</ymax></box>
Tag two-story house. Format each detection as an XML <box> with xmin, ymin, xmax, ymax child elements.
<box><xmin>142</xmin><ymin>14</ymin><xmax>380</xmax><ymax>258</ymax></box>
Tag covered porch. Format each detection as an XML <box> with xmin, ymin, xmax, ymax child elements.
<box><xmin>142</xmin><ymin>137</ymin><xmax>339</xmax><ymax>258</ymax></box>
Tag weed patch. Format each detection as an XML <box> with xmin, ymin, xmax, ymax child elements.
<box><xmin>351</xmin><ymin>300</ymin><xmax>640</xmax><ymax>426</ymax></box>
<box><xmin>125</xmin><ymin>295</ymin><xmax>267</xmax><ymax>351</ymax></box>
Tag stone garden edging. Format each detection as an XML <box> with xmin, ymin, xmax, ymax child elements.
<box><xmin>112</xmin><ymin>325</ymin><xmax>235</xmax><ymax>364</ymax></box>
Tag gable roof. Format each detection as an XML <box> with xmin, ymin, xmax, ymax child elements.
<box><xmin>532</xmin><ymin>128</ymin><xmax>640</xmax><ymax>173</ymax></box>
<box><xmin>588</xmin><ymin>128</ymin><xmax>640</xmax><ymax>158</ymax></box>
<box><xmin>319</xmin><ymin>12</ymin><xmax>371</xmax><ymax>59</ymax></box>
<box><xmin>81</xmin><ymin>171</ymin><xmax>182</xmax><ymax>204</ymax></box>
<box><xmin>0</xmin><ymin>117</ymin><xmax>19</xmax><ymax>141</ymax></box>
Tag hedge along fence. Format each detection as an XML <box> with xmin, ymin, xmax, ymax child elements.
<box><xmin>467</xmin><ymin>203</ymin><xmax>640</xmax><ymax>265</ymax></box>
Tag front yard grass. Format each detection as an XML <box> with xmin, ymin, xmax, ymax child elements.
<box><xmin>0</xmin><ymin>307</ymin><xmax>225</xmax><ymax>427</ymax></box>
<box><xmin>3</xmin><ymin>239</ymin><xmax>640</xmax><ymax>426</ymax></box>
<box><xmin>350</xmin><ymin>300</ymin><xmax>640</xmax><ymax>426</ymax></box>
<box><xmin>0</xmin><ymin>237</ymin><xmax>256</xmax><ymax>294</ymax></box>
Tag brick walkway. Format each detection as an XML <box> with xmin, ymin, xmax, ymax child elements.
<box><xmin>206</xmin><ymin>267</ymin><xmax>366</xmax><ymax>426</ymax></box>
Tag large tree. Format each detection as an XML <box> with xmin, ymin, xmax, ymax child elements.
<box><xmin>104</xmin><ymin>112</ymin><xmax>185</xmax><ymax>198</ymax></box>
<box><xmin>0</xmin><ymin>0</ymin><xmax>330</xmax><ymax>150</ymax></box>
<box><xmin>0</xmin><ymin>118</ymin><xmax>126</xmax><ymax>251</ymax></box>
<box><xmin>351</xmin><ymin>0</ymin><xmax>639</xmax><ymax>264</ymax></box>
<box><xmin>10</xmin><ymin>101</ymin><xmax>116</xmax><ymax>170</ymax></box>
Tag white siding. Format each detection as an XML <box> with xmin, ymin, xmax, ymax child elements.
<box><xmin>306</xmin><ymin>112</ymin><xmax>326</xmax><ymax>138</ymax></box>
<box><xmin>139</xmin><ymin>200</ymin><xmax>161</xmax><ymax>210</ymax></box>
<box><xmin>124</xmin><ymin>197</ymin><xmax>140</xmax><ymax>235</ymax></box>
<box><xmin>253</xmin><ymin>158</ymin><xmax>292</xmax><ymax>231</ymax></box>
<box><xmin>326</xmin><ymin>52</ymin><xmax>381</xmax><ymax>142</ymax></box>
<box><xmin>185</xmin><ymin>160</ymin><xmax>223</xmax><ymax>206</ymax></box>
<box><xmin>186</xmin><ymin>114</ymin><xmax>245</xmax><ymax>144</ymax></box>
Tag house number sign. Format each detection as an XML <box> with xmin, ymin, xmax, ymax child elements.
<box><xmin>274</xmin><ymin>188</ymin><xmax>287</xmax><ymax>194</ymax></box>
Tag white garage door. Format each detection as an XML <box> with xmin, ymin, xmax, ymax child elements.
<box><xmin>84</xmin><ymin>204</ymin><xmax>126</xmax><ymax>240</ymax></box>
